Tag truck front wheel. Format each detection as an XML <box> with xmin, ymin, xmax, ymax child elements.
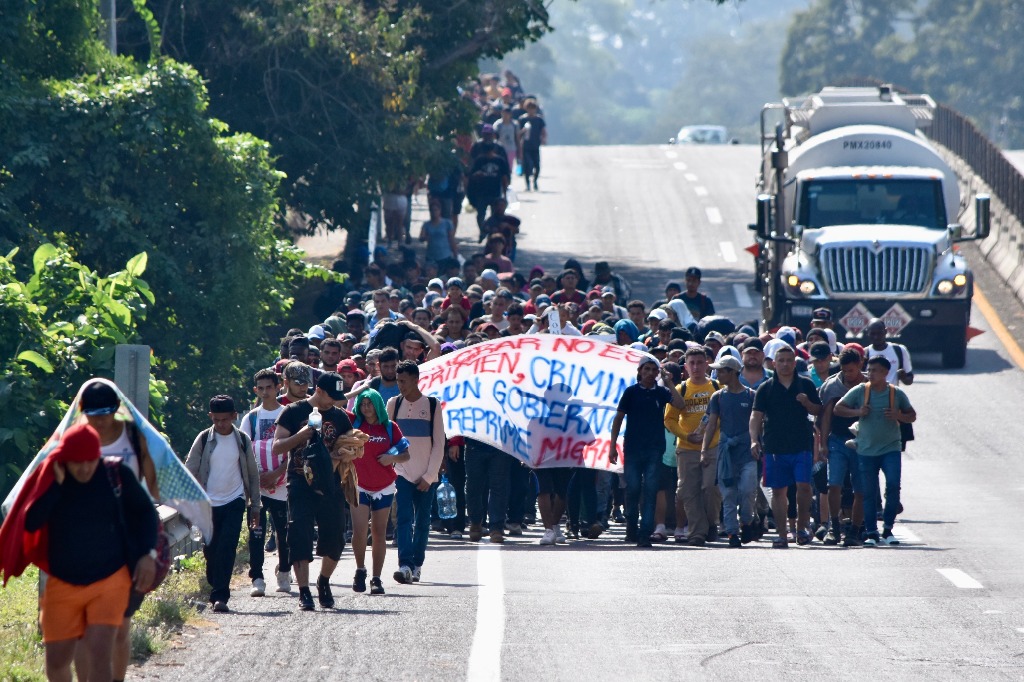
<box><xmin>941</xmin><ymin>327</ymin><xmax>968</xmax><ymax>369</ymax></box>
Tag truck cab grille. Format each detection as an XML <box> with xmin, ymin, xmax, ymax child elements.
<box><xmin>819</xmin><ymin>246</ymin><xmax>931</xmax><ymax>294</ymax></box>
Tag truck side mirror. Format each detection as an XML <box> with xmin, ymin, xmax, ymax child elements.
<box><xmin>755</xmin><ymin>194</ymin><xmax>772</xmax><ymax>240</ymax></box>
<box><xmin>975</xmin><ymin>194</ymin><xmax>991</xmax><ymax>240</ymax></box>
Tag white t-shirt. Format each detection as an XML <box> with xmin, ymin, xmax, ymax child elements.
<box><xmin>493</xmin><ymin>119</ymin><xmax>518</xmax><ymax>154</ymax></box>
<box><xmin>206</xmin><ymin>432</ymin><xmax>244</xmax><ymax>507</ymax></box>
<box><xmin>241</xmin><ymin>405</ymin><xmax>286</xmax><ymax>501</ymax></box>
<box><xmin>100</xmin><ymin>424</ymin><xmax>140</xmax><ymax>480</ymax></box>
<box><xmin>866</xmin><ymin>343</ymin><xmax>912</xmax><ymax>385</ymax></box>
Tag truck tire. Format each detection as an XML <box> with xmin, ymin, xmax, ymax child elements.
<box><xmin>941</xmin><ymin>327</ymin><xmax>967</xmax><ymax>369</ymax></box>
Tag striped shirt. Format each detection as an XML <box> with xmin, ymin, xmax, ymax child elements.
<box><xmin>388</xmin><ymin>395</ymin><xmax>446</xmax><ymax>485</ymax></box>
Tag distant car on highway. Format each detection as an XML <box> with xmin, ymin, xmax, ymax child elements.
<box><xmin>672</xmin><ymin>125</ymin><xmax>731</xmax><ymax>145</ymax></box>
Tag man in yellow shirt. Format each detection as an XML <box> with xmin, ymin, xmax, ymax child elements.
<box><xmin>665</xmin><ymin>347</ymin><xmax>721</xmax><ymax>546</ymax></box>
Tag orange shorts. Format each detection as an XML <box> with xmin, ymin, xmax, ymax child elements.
<box><xmin>39</xmin><ymin>567</ymin><xmax>131</xmax><ymax>642</ymax></box>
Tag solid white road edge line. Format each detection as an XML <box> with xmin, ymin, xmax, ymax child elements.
<box><xmin>732</xmin><ymin>283</ymin><xmax>753</xmax><ymax>309</ymax></box>
<box><xmin>936</xmin><ymin>568</ymin><xmax>984</xmax><ymax>589</ymax></box>
<box><xmin>719</xmin><ymin>241</ymin><xmax>737</xmax><ymax>262</ymax></box>
<box><xmin>467</xmin><ymin>544</ymin><xmax>505</xmax><ymax>681</ymax></box>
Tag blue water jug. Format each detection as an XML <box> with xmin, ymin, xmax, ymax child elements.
<box><xmin>436</xmin><ymin>474</ymin><xmax>457</xmax><ymax>520</ymax></box>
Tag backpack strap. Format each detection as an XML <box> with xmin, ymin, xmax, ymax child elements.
<box><xmin>428</xmin><ymin>396</ymin><xmax>438</xmax><ymax>447</ymax></box>
<box><xmin>248</xmin><ymin>411</ymin><xmax>258</xmax><ymax>440</ymax></box>
<box><xmin>888</xmin><ymin>384</ymin><xmax>896</xmax><ymax>410</ymax></box>
<box><xmin>893</xmin><ymin>344</ymin><xmax>905</xmax><ymax>371</ymax></box>
<box><xmin>863</xmin><ymin>382</ymin><xmax>872</xmax><ymax>408</ymax></box>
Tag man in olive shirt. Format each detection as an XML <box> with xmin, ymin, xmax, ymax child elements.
<box><xmin>749</xmin><ymin>346</ymin><xmax>822</xmax><ymax>548</ymax></box>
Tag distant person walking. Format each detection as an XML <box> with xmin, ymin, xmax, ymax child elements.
<box><xmin>518</xmin><ymin>98</ymin><xmax>547</xmax><ymax>191</ymax></box>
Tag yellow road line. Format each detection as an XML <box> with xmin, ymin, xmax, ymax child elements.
<box><xmin>974</xmin><ymin>284</ymin><xmax>1024</xmax><ymax>371</ymax></box>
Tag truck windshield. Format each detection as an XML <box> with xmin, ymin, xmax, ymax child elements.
<box><xmin>799</xmin><ymin>178</ymin><xmax>947</xmax><ymax>230</ymax></box>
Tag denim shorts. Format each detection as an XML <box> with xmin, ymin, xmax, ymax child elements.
<box><xmin>764</xmin><ymin>451</ymin><xmax>813</xmax><ymax>489</ymax></box>
<box><xmin>827</xmin><ymin>434</ymin><xmax>863</xmax><ymax>493</ymax></box>
<box><xmin>358</xmin><ymin>491</ymin><xmax>395</xmax><ymax>511</ymax></box>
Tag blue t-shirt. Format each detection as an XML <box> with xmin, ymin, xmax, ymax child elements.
<box><xmin>616</xmin><ymin>383</ymin><xmax>672</xmax><ymax>454</ymax></box>
<box><xmin>422</xmin><ymin>218</ymin><xmax>455</xmax><ymax>262</ymax></box>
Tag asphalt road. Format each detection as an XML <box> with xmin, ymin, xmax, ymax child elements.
<box><xmin>138</xmin><ymin>145</ymin><xmax>1024</xmax><ymax>681</ymax></box>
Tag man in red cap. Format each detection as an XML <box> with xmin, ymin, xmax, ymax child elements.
<box><xmin>1</xmin><ymin>422</ymin><xmax>158</xmax><ymax>682</ymax></box>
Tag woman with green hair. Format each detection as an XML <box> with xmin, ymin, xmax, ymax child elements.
<box><xmin>348</xmin><ymin>388</ymin><xmax>410</xmax><ymax>595</ymax></box>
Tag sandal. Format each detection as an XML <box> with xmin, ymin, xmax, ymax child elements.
<box><xmin>796</xmin><ymin>529</ymin><xmax>811</xmax><ymax>546</ymax></box>
<box><xmin>650</xmin><ymin>531</ymin><xmax>667</xmax><ymax>542</ymax></box>
<box><xmin>772</xmin><ymin>536</ymin><xmax>789</xmax><ymax>549</ymax></box>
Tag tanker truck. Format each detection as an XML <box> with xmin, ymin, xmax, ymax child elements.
<box><xmin>751</xmin><ymin>85</ymin><xmax>990</xmax><ymax>368</ymax></box>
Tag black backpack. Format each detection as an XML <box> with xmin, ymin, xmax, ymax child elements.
<box><xmin>302</xmin><ymin>431</ymin><xmax>338</xmax><ymax>497</ymax></box>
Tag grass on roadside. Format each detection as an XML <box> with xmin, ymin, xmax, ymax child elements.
<box><xmin>0</xmin><ymin>567</ymin><xmax>46</xmax><ymax>682</ymax></box>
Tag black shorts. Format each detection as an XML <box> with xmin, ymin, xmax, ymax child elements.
<box><xmin>659</xmin><ymin>463</ymin><xmax>678</xmax><ymax>492</ymax></box>
<box><xmin>536</xmin><ymin>467</ymin><xmax>573</xmax><ymax>498</ymax></box>
<box><xmin>287</xmin><ymin>474</ymin><xmax>345</xmax><ymax>563</ymax></box>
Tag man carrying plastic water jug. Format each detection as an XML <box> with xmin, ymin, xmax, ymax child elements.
<box><xmin>389</xmin><ymin>360</ymin><xmax>446</xmax><ymax>584</ymax></box>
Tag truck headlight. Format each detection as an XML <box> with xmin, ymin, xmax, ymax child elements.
<box><xmin>936</xmin><ymin>280</ymin><xmax>954</xmax><ymax>294</ymax></box>
<box><xmin>785</xmin><ymin>274</ymin><xmax>818</xmax><ymax>296</ymax></box>
<box><xmin>935</xmin><ymin>273</ymin><xmax>969</xmax><ymax>295</ymax></box>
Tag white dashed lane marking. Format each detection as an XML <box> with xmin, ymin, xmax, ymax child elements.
<box><xmin>732</xmin><ymin>283</ymin><xmax>753</xmax><ymax>308</ymax></box>
<box><xmin>705</xmin><ymin>207</ymin><xmax>723</xmax><ymax>224</ymax></box>
<box><xmin>719</xmin><ymin>241</ymin><xmax>737</xmax><ymax>262</ymax></box>
<box><xmin>665</xmin><ymin>150</ymin><xmax>678</xmax><ymax>159</ymax></box>
<box><xmin>684</xmin><ymin>173</ymin><xmax>699</xmax><ymax>182</ymax></box>
<box><xmin>694</xmin><ymin>186</ymin><xmax>708</xmax><ymax>196</ymax></box>
<box><xmin>673</xmin><ymin>161</ymin><xmax>688</xmax><ymax>170</ymax></box>
<box><xmin>936</xmin><ymin>568</ymin><xmax>984</xmax><ymax>589</ymax></box>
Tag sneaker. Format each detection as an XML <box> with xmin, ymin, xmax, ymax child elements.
<box><xmin>554</xmin><ymin>528</ymin><xmax>568</xmax><ymax>544</ymax></box>
<box><xmin>815</xmin><ymin>524</ymin><xmax>828</xmax><ymax>542</ymax></box>
<box><xmin>430</xmin><ymin>521</ymin><xmax>445</xmax><ymax>533</ymax></box>
<box><xmin>613</xmin><ymin>508</ymin><xmax>625</xmax><ymax>524</ymax></box>
<box><xmin>276</xmin><ymin>571</ymin><xmax>291</xmax><ymax>593</ymax></box>
<box><xmin>772</xmin><ymin>536</ymin><xmax>789</xmax><ymax>549</ymax></box>
<box><xmin>468</xmin><ymin>524</ymin><xmax>483</xmax><ymax>542</ymax></box>
<box><xmin>353</xmin><ymin>568</ymin><xmax>367</xmax><ymax>593</ymax></box>
<box><xmin>539</xmin><ymin>528</ymin><xmax>556</xmax><ymax>545</ymax></box>
<box><xmin>880</xmin><ymin>528</ymin><xmax>900</xmax><ymax>546</ymax></box>
<box><xmin>344</xmin><ymin>530</ymin><xmax>353</xmax><ymax>543</ymax></box>
<box><xmin>298</xmin><ymin>589</ymin><xmax>314</xmax><ymax>611</ymax></box>
<box><xmin>316</xmin><ymin>575</ymin><xmax>335</xmax><ymax>608</ymax></box>
<box><xmin>449</xmin><ymin>531</ymin><xmax>463</xmax><ymax>540</ymax></box>
<box><xmin>587</xmin><ymin>522</ymin><xmax>604</xmax><ymax>539</ymax></box>
<box><xmin>636</xmin><ymin>537</ymin><xmax>653</xmax><ymax>548</ymax></box>
<box><xmin>394</xmin><ymin>565</ymin><xmax>413</xmax><ymax>584</ymax></box>
<box><xmin>863</xmin><ymin>534</ymin><xmax>879</xmax><ymax>547</ymax></box>
<box><xmin>796</xmin><ymin>529</ymin><xmax>812</xmax><ymax>546</ymax></box>
<box><xmin>369</xmin><ymin>577</ymin><xmax>385</xmax><ymax>595</ymax></box>
<box><xmin>489</xmin><ymin>530</ymin><xmax>505</xmax><ymax>544</ymax></box>
<box><xmin>250</xmin><ymin>579</ymin><xmax>266</xmax><ymax>597</ymax></box>
<box><xmin>728</xmin><ymin>534</ymin><xmax>742</xmax><ymax>548</ymax></box>
<box><xmin>823</xmin><ymin>528</ymin><xmax>840</xmax><ymax>545</ymax></box>
<box><xmin>687</xmin><ymin>535</ymin><xmax>706</xmax><ymax>547</ymax></box>
<box><xmin>505</xmin><ymin>523</ymin><xmax>523</xmax><ymax>537</ymax></box>
<box><xmin>625</xmin><ymin>524</ymin><xmax>639</xmax><ymax>543</ymax></box>
<box><xmin>740</xmin><ymin>523</ymin><xmax>754</xmax><ymax>545</ymax></box>
<box><xmin>706</xmin><ymin>525</ymin><xmax>720</xmax><ymax>543</ymax></box>
<box><xmin>213</xmin><ymin>600</ymin><xmax>229</xmax><ymax>613</ymax></box>
<box><xmin>265</xmin><ymin>534</ymin><xmax>277</xmax><ymax>552</ymax></box>
<box><xmin>412</xmin><ymin>567</ymin><xmax>421</xmax><ymax>583</ymax></box>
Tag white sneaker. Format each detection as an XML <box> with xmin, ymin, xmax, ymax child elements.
<box><xmin>394</xmin><ymin>565</ymin><xmax>413</xmax><ymax>584</ymax></box>
<box><xmin>554</xmin><ymin>528</ymin><xmax>568</xmax><ymax>544</ymax></box>
<box><xmin>412</xmin><ymin>567</ymin><xmax>421</xmax><ymax>583</ymax></box>
<box><xmin>275</xmin><ymin>571</ymin><xmax>291</xmax><ymax>593</ymax></box>
<box><xmin>250</xmin><ymin>579</ymin><xmax>266</xmax><ymax>597</ymax></box>
<box><xmin>539</xmin><ymin>528</ymin><xmax>556</xmax><ymax>545</ymax></box>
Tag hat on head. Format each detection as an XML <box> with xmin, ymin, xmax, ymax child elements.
<box><xmin>589</xmin><ymin>299</ymin><xmax>602</xmax><ymax>309</ymax></box>
<box><xmin>446</xmin><ymin>277</ymin><xmax>464</xmax><ymax>290</ymax></box>
<box><xmin>741</xmin><ymin>338</ymin><xmax>765</xmax><ymax>353</ymax></box>
<box><xmin>844</xmin><ymin>342</ymin><xmax>866</xmax><ymax>358</ymax></box>
<box><xmin>648</xmin><ymin>309</ymin><xmax>668</xmax><ymax>321</ymax></box>
<box><xmin>283</xmin><ymin>361</ymin><xmax>311</xmax><ymax>384</ymax></box>
<box><xmin>80</xmin><ymin>380</ymin><xmax>120</xmax><ymax>416</ymax></box>
<box><xmin>322</xmin><ymin>316</ymin><xmax>347</xmax><ymax>336</ymax></box>
<box><xmin>809</xmin><ymin>341</ymin><xmax>832</xmax><ymax>360</ymax></box>
<box><xmin>403</xmin><ymin>331</ymin><xmax>426</xmax><ymax>346</ymax></box>
<box><xmin>425</xmin><ymin>292</ymin><xmax>442</xmax><ymax>307</ymax></box>
<box><xmin>763</xmin><ymin>338</ymin><xmax>790</xmax><ymax>360</ymax></box>
<box><xmin>467</xmin><ymin>284</ymin><xmax>485</xmax><ymax>296</ymax></box>
<box><xmin>685</xmin><ymin>266</ymin><xmax>702</xmax><ymax>279</ymax></box>
<box><xmin>665</xmin><ymin>280</ymin><xmax>682</xmax><ymax>292</ymax></box>
<box><xmin>346</xmin><ymin>308</ymin><xmax>365</xmax><ymax>320</ymax></box>
<box><xmin>53</xmin><ymin>423</ymin><xmax>102</xmax><ymax>463</ymax></box>
<box><xmin>629</xmin><ymin>342</ymin><xmax>649</xmax><ymax>352</ymax></box>
<box><xmin>601</xmin><ymin>286</ymin><xmax>616</xmax><ymax>297</ymax></box>
<box><xmin>536</xmin><ymin>294</ymin><xmax>551</xmax><ymax>306</ymax></box>
<box><xmin>650</xmin><ymin>345</ymin><xmax>669</xmax><ymax>355</ymax></box>
<box><xmin>307</xmin><ymin>325</ymin><xmax>327</xmax><ymax>340</ymax></box>
<box><xmin>822</xmin><ymin>328</ymin><xmax>839</xmax><ymax>354</ymax></box>
<box><xmin>595</xmin><ymin>261</ymin><xmax>611</xmax><ymax>273</ymax></box>
<box><xmin>209</xmin><ymin>394</ymin><xmax>235</xmax><ymax>413</ymax></box>
<box><xmin>476</xmin><ymin>322</ymin><xmax>500</xmax><ymax>333</ymax></box>
<box><xmin>709</xmin><ymin>356</ymin><xmax>742</xmax><ymax>372</ymax></box>
<box><xmin>480</xmin><ymin>269</ymin><xmax>499</xmax><ymax>283</ymax></box>
<box><xmin>638</xmin><ymin>355</ymin><xmax>661</xmax><ymax>370</ymax></box>
<box><xmin>338</xmin><ymin>333</ymin><xmax>358</xmax><ymax>344</ymax></box>
<box><xmin>316</xmin><ymin>372</ymin><xmax>346</xmax><ymax>401</ymax></box>
<box><xmin>812</xmin><ymin>307</ymin><xmax>833</xmax><ymax>322</ymax></box>
<box><xmin>581</xmin><ymin>320</ymin><xmax>598</xmax><ymax>334</ymax></box>
<box><xmin>482</xmin><ymin>290</ymin><xmax>495</xmax><ymax>302</ymax></box>
<box><xmin>704</xmin><ymin>331</ymin><xmax>726</xmax><ymax>345</ymax></box>
<box><xmin>337</xmin><ymin>359</ymin><xmax>358</xmax><ymax>373</ymax></box>
<box><xmin>428</xmin><ymin>277</ymin><xmax>445</xmax><ymax>291</ymax></box>
<box><xmin>440</xmin><ymin>342</ymin><xmax>458</xmax><ymax>354</ymax></box>
<box><xmin>481</xmin><ymin>123</ymin><xmax>495</xmax><ymax>134</ymax></box>
<box><xmin>776</xmin><ymin>326</ymin><xmax>797</xmax><ymax>348</ymax></box>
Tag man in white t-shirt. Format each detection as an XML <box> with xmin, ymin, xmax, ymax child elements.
<box><xmin>864</xmin><ymin>319</ymin><xmax>914</xmax><ymax>385</ymax></box>
<box><xmin>185</xmin><ymin>395</ymin><xmax>261</xmax><ymax>613</ymax></box>
<box><xmin>493</xmin><ymin>107</ymin><xmax>519</xmax><ymax>172</ymax></box>
<box><xmin>240</xmin><ymin>370</ymin><xmax>289</xmax><ymax>596</ymax></box>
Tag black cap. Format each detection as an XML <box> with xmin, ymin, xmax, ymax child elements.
<box><xmin>741</xmin><ymin>338</ymin><xmax>765</xmax><ymax>352</ymax></box>
<box><xmin>809</xmin><ymin>341</ymin><xmax>832</xmax><ymax>360</ymax></box>
<box><xmin>316</xmin><ymin>372</ymin><xmax>346</xmax><ymax>400</ymax></box>
<box><xmin>346</xmin><ymin>309</ymin><xmax>365</xmax><ymax>320</ymax></box>
<box><xmin>812</xmin><ymin>307</ymin><xmax>833</xmax><ymax>322</ymax></box>
<box><xmin>209</xmin><ymin>395</ymin><xmax>235</xmax><ymax>413</ymax></box>
<box><xmin>80</xmin><ymin>381</ymin><xmax>120</xmax><ymax>416</ymax></box>
<box><xmin>685</xmin><ymin>266</ymin><xmax>702</xmax><ymax>279</ymax></box>
<box><xmin>665</xmin><ymin>280</ymin><xmax>682</xmax><ymax>292</ymax></box>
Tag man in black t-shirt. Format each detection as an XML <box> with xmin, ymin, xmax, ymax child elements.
<box><xmin>750</xmin><ymin>346</ymin><xmax>822</xmax><ymax>548</ymax></box>
<box><xmin>609</xmin><ymin>357</ymin><xmax>686</xmax><ymax>547</ymax></box>
<box><xmin>466</xmin><ymin>146</ymin><xmax>510</xmax><ymax>236</ymax></box>
<box><xmin>519</xmin><ymin>98</ymin><xmax>547</xmax><ymax>191</ymax></box>
<box><xmin>273</xmin><ymin>372</ymin><xmax>352</xmax><ymax>611</ymax></box>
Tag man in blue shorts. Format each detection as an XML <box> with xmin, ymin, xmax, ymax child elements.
<box><xmin>749</xmin><ymin>346</ymin><xmax>821</xmax><ymax>548</ymax></box>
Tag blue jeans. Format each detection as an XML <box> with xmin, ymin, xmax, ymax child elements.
<box><xmin>860</xmin><ymin>451</ymin><xmax>901</xmax><ymax>535</ymax></box>
<box><xmin>396</xmin><ymin>476</ymin><xmax>436</xmax><ymax>569</ymax></box>
<box><xmin>719</xmin><ymin>460</ymin><xmax>758</xmax><ymax>536</ymax></box>
<box><xmin>623</xmin><ymin>448</ymin><xmax>661</xmax><ymax>538</ymax></box>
